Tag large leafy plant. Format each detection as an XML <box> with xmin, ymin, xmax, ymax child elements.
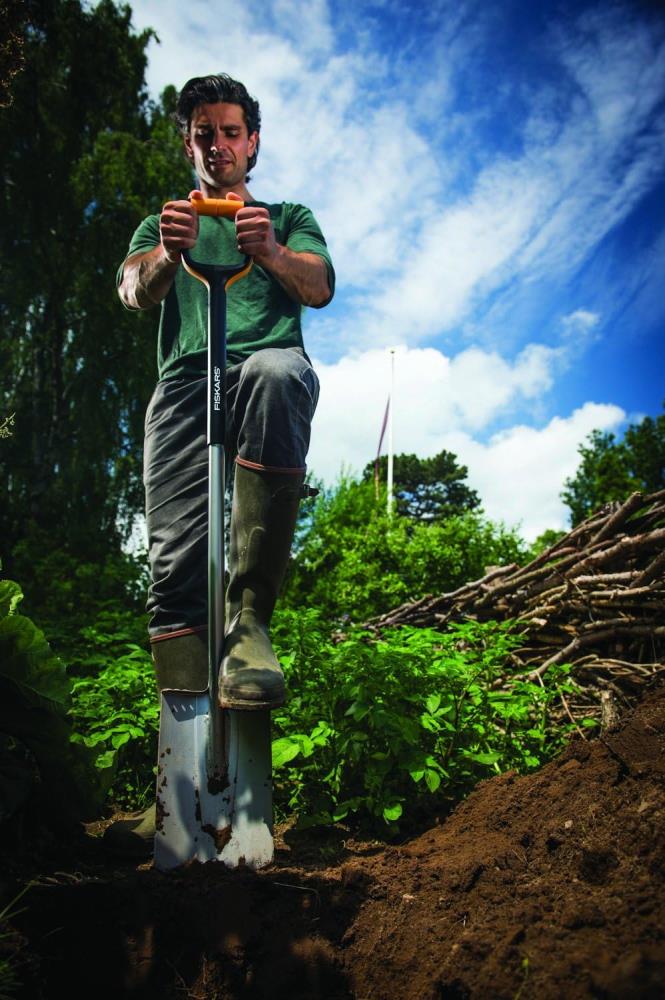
<box><xmin>0</xmin><ymin>580</ymin><xmax>100</xmax><ymax>827</ymax></box>
<box><xmin>271</xmin><ymin>610</ymin><xmax>577</xmax><ymax>833</ymax></box>
<box><xmin>67</xmin><ymin>618</ymin><xmax>158</xmax><ymax>810</ymax></box>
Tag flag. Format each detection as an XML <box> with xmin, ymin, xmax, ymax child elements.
<box><xmin>374</xmin><ymin>396</ymin><xmax>390</xmax><ymax>495</ymax></box>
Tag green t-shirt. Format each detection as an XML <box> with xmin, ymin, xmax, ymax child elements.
<box><xmin>117</xmin><ymin>203</ymin><xmax>335</xmax><ymax>379</ymax></box>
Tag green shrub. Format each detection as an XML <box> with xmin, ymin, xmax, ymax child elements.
<box><xmin>68</xmin><ymin>623</ymin><xmax>157</xmax><ymax>810</ymax></box>
<box><xmin>285</xmin><ymin>478</ymin><xmax>526</xmax><ymax>622</ymax></box>
<box><xmin>271</xmin><ymin>609</ymin><xmax>577</xmax><ymax>833</ymax></box>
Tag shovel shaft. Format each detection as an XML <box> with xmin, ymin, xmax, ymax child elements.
<box><xmin>208</xmin><ymin>445</ymin><xmax>225</xmax><ymax>712</ymax></box>
<box><xmin>181</xmin><ymin>249</ymin><xmax>251</xmax><ymax>721</ymax></box>
<box><xmin>207</xmin><ymin>280</ymin><xmax>226</xmax><ymax>447</ymax></box>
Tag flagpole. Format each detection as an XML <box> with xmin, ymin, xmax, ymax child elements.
<box><xmin>387</xmin><ymin>349</ymin><xmax>395</xmax><ymax>516</ymax></box>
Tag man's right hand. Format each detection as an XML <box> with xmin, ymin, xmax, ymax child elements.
<box><xmin>159</xmin><ymin>194</ymin><xmax>200</xmax><ymax>263</ymax></box>
<box><xmin>119</xmin><ymin>191</ymin><xmax>204</xmax><ymax>311</ymax></box>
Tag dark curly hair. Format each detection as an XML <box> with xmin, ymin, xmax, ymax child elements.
<box><xmin>174</xmin><ymin>74</ymin><xmax>261</xmax><ymax>177</ymax></box>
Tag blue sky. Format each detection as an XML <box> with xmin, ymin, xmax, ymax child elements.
<box><xmin>127</xmin><ymin>0</ymin><xmax>664</xmax><ymax>538</ymax></box>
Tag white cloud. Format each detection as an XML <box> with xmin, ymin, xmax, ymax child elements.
<box><xmin>130</xmin><ymin>1</ymin><xmax>306</xmax><ymax>96</ymax></box>
<box><xmin>560</xmin><ymin>309</ymin><xmax>602</xmax><ymax>354</ymax></box>
<box><xmin>351</xmin><ymin>164</ymin><xmax>549</xmax><ymax>346</ymax></box>
<box><xmin>309</xmin><ymin>342</ymin><xmax>557</xmax><ymax>480</ymax></box>
<box><xmin>443</xmin><ymin>403</ymin><xmax>626</xmax><ymax>540</ymax></box>
<box><xmin>307</xmin><ymin>344</ymin><xmax>625</xmax><ymax>539</ymax></box>
<box><xmin>271</xmin><ymin>0</ymin><xmax>335</xmax><ymax>53</ymax></box>
<box><xmin>358</xmin><ymin>28</ymin><xmax>665</xmax><ymax>348</ymax></box>
<box><xmin>561</xmin><ymin>309</ymin><xmax>600</xmax><ymax>333</ymax></box>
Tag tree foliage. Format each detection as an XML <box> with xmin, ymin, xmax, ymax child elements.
<box><xmin>285</xmin><ymin>477</ymin><xmax>525</xmax><ymax>622</ymax></box>
<box><xmin>562</xmin><ymin>408</ymin><xmax>665</xmax><ymax>525</ymax></box>
<box><xmin>0</xmin><ymin>0</ymin><xmax>26</xmax><ymax>108</ymax></box>
<box><xmin>363</xmin><ymin>451</ymin><xmax>480</xmax><ymax>521</ymax></box>
<box><xmin>0</xmin><ymin>0</ymin><xmax>193</xmax><ymax>574</ymax></box>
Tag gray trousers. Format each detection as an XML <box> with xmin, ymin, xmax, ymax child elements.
<box><xmin>143</xmin><ymin>347</ymin><xmax>319</xmax><ymax>637</ymax></box>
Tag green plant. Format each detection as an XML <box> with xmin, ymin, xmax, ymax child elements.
<box><xmin>270</xmin><ymin>610</ymin><xmax>577</xmax><ymax>833</ymax></box>
<box><xmin>0</xmin><ymin>579</ymin><xmax>100</xmax><ymax>827</ymax></box>
<box><xmin>362</xmin><ymin>450</ymin><xmax>480</xmax><ymax>520</ymax></box>
<box><xmin>68</xmin><ymin>627</ymin><xmax>158</xmax><ymax>810</ymax></box>
<box><xmin>8</xmin><ymin>542</ymin><xmax>150</xmax><ymax>665</ymax></box>
<box><xmin>0</xmin><ymin>1</ymin><xmax>193</xmax><ymax>567</ymax></box>
<box><xmin>514</xmin><ymin>955</ymin><xmax>530</xmax><ymax>1000</ymax></box>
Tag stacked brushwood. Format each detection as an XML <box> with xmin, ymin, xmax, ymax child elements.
<box><xmin>369</xmin><ymin>490</ymin><xmax>665</xmax><ymax>729</ymax></box>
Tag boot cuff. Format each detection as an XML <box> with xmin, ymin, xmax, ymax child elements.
<box><xmin>235</xmin><ymin>456</ymin><xmax>305</xmax><ymax>475</ymax></box>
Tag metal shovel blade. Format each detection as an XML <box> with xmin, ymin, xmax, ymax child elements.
<box><xmin>154</xmin><ymin>690</ymin><xmax>274</xmax><ymax>871</ymax></box>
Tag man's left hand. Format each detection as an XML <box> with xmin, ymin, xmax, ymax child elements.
<box><xmin>225</xmin><ymin>192</ymin><xmax>329</xmax><ymax>306</ymax></box>
<box><xmin>233</xmin><ymin>201</ymin><xmax>278</xmax><ymax>264</ymax></box>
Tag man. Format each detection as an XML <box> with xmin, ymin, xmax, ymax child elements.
<box><xmin>105</xmin><ymin>74</ymin><xmax>334</xmax><ymax>855</ymax></box>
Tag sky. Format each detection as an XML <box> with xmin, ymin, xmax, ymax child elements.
<box><xmin>127</xmin><ymin>0</ymin><xmax>665</xmax><ymax>540</ymax></box>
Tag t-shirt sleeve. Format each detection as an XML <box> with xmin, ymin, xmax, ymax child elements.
<box><xmin>283</xmin><ymin>204</ymin><xmax>335</xmax><ymax>305</ymax></box>
<box><xmin>115</xmin><ymin>214</ymin><xmax>161</xmax><ymax>291</ymax></box>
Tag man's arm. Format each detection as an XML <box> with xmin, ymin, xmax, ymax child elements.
<box><xmin>118</xmin><ymin>247</ymin><xmax>180</xmax><ymax>310</ymax></box>
<box><xmin>233</xmin><ymin>202</ymin><xmax>331</xmax><ymax>307</ymax></box>
<box><xmin>257</xmin><ymin>245</ymin><xmax>331</xmax><ymax>308</ymax></box>
<box><xmin>118</xmin><ymin>199</ymin><xmax>199</xmax><ymax>311</ymax></box>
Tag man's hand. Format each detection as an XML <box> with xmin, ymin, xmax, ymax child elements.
<box><xmin>227</xmin><ymin>192</ymin><xmax>330</xmax><ymax>306</ymax></box>
<box><xmin>159</xmin><ymin>192</ymin><xmax>200</xmax><ymax>264</ymax></box>
<box><xmin>119</xmin><ymin>190</ymin><xmax>203</xmax><ymax>310</ymax></box>
<box><xmin>229</xmin><ymin>192</ymin><xmax>277</xmax><ymax>265</ymax></box>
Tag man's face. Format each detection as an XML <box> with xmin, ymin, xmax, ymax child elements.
<box><xmin>184</xmin><ymin>102</ymin><xmax>258</xmax><ymax>193</ymax></box>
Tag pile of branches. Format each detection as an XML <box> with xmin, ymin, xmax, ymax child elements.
<box><xmin>370</xmin><ymin>491</ymin><xmax>665</xmax><ymax>728</ymax></box>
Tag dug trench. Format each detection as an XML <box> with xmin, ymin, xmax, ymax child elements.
<box><xmin>3</xmin><ymin>682</ymin><xmax>665</xmax><ymax>999</ymax></box>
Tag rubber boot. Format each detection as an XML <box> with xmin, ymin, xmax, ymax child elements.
<box><xmin>219</xmin><ymin>463</ymin><xmax>303</xmax><ymax>710</ymax></box>
<box><xmin>102</xmin><ymin>631</ymin><xmax>207</xmax><ymax>858</ymax></box>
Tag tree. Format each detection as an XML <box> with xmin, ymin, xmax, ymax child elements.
<box><xmin>623</xmin><ymin>412</ymin><xmax>665</xmax><ymax>491</ymax></box>
<box><xmin>0</xmin><ymin>0</ymin><xmax>193</xmax><ymax>580</ymax></box>
<box><xmin>285</xmin><ymin>476</ymin><xmax>525</xmax><ymax>622</ymax></box>
<box><xmin>0</xmin><ymin>0</ymin><xmax>26</xmax><ymax>108</ymax></box>
<box><xmin>562</xmin><ymin>408</ymin><xmax>665</xmax><ymax>526</ymax></box>
<box><xmin>362</xmin><ymin>451</ymin><xmax>480</xmax><ymax>521</ymax></box>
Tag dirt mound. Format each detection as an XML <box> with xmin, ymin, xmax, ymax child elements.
<box><xmin>343</xmin><ymin>680</ymin><xmax>665</xmax><ymax>1000</ymax></box>
<box><xmin>4</xmin><ymin>683</ymin><xmax>665</xmax><ymax>999</ymax></box>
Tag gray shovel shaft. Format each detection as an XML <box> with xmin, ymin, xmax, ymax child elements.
<box><xmin>208</xmin><ymin>444</ymin><xmax>225</xmax><ymax>724</ymax></box>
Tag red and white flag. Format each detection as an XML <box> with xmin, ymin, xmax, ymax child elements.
<box><xmin>374</xmin><ymin>396</ymin><xmax>391</xmax><ymax>491</ymax></box>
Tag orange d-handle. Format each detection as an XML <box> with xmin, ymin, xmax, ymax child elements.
<box><xmin>190</xmin><ymin>197</ymin><xmax>258</xmax><ymax>218</ymax></box>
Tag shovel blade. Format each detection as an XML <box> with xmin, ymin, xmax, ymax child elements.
<box><xmin>154</xmin><ymin>691</ymin><xmax>274</xmax><ymax>871</ymax></box>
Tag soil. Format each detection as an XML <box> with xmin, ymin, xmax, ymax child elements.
<box><xmin>2</xmin><ymin>682</ymin><xmax>664</xmax><ymax>1000</ymax></box>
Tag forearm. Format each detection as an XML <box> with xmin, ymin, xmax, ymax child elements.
<box><xmin>257</xmin><ymin>247</ymin><xmax>331</xmax><ymax>308</ymax></box>
<box><xmin>118</xmin><ymin>246</ymin><xmax>180</xmax><ymax>310</ymax></box>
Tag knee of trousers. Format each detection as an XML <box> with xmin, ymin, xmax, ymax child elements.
<box><xmin>233</xmin><ymin>349</ymin><xmax>319</xmax><ymax>469</ymax></box>
<box><xmin>237</xmin><ymin>348</ymin><xmax>318</xmax><ymax>403</ymax></box>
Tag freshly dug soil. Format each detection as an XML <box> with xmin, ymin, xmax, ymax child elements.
<box><xmin>4</xmin><ymin>682</ymin><xmax>665</xmax><ymax>999</ymax></box>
